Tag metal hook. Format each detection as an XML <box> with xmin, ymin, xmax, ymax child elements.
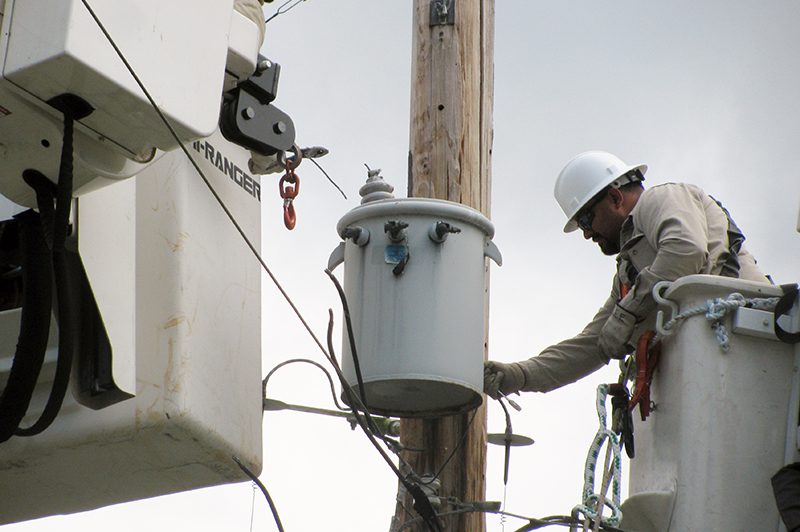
<box><xmin>285</xmin><ymin>143</ymin><xmax>303</xmax><ymax>170</ymax></box>
<box><xmin>653</xmin><ymin>281</ymin><xmax>677</xmax><ymax>337</ymax></box>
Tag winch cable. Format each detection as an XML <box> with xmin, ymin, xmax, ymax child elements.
<box><xmin>0</xmin><ymin>209</ymin><xmax>53</xmax><ymax>442</ymax></box>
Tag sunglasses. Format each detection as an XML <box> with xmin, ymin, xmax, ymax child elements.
<box><xmin>575</xmin><ymin>191</ymin><xmax>607</xmax><ymax>232</ymax></box>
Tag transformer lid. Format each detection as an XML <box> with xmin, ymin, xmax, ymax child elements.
<box><xmin>336</xmin><ymin>197</ymin><xmax>495</xmax><ymax>240</ymax></box>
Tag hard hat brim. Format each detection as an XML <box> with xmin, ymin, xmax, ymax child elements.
<box><xmin>562</xmin><ymin>163</ymin><xmax>647</xmax><ymax>233</ymax></box>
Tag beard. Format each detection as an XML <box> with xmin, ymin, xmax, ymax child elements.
<box><xmin>596</xmin><ymin>234</ymin><xmax>621</xmax><ymax>255</ymax></box>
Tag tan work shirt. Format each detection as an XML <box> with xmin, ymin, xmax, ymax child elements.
<box><xmin>518</xmin><ymin>183</ymin><xmax>769</xmax><ymax>393</ymax></box>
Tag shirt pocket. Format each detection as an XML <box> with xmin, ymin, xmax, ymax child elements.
<box><xmin>620</xmin><ymin>234</ymin><xmax>657</xmax><ymax>276</ymax></box>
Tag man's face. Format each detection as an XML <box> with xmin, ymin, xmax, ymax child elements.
<box><xmin>577</xmin><ymin>190</ymin><xmax>624</xmax><ymax>255</ymax></box>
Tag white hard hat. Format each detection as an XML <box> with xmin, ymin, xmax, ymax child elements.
<box><xmin>554</xmin><ymin>151</ymin><xmax>647</xmax><ymax>233</ymax></box>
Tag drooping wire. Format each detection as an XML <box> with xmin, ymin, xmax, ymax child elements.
<box><xmin>265</xmin><ymin>0</ymin><xmax>308</xmax><ymax>24</ymax></box>
<box><xmin>324</xmin><ymin>269</ymin><xmax>369</xmax><ymax>408</ymax></box>
<box><xmin>324</xmin><ymin>270</ymin><xmax>479</xmax><ymax>503</ymax></box>
<box><xmin>233</xmin><ymin>456</ymin><xmax>285</xmax><ymax>532</ymax></box>
<box><xmin>263</xmin><ymin>358</ymin><xmax>349</xmax><ymax>412</ymax></box>
<box><xmin>79</xmin><ymin>0</ymin><xmax>331</xmax><ymax>362</ymax></box>
<box><xmin>307</xmin><ymin>157</ymin><xmax>347</xmax><ymax>199</ymax></box>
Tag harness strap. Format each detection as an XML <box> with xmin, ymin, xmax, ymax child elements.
<box><xmin>711</xmin><ymin>196</ymin><xmax>745</xmax><ymax>278</ymax></box>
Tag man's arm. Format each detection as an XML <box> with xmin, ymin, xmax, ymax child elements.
<box><xmin>619</xmin><ymin>185</ymin><xmax>710</xmax><ymax>320</ymax></box>
<box><xmin>517</xmin><ymin>294</ymin><xmax>615</xmax><ymax>393</ymax></box>
<box><xmin>485</xmin><ymin>293</ymin><xmax>617</xmax><ymax>397</ymax></box>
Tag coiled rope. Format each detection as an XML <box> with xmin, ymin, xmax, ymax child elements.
<box><xmin>573</xmin><ymin>384</ymin><xmax>623</xmax><ymax>530</ymax></box>
<box><xmin>656</xmin><ymin>291</ymin><xmax>780</xmax><ymax>351</ymax></box>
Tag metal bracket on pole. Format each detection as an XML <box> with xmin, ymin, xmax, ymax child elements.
<box><xmin>429</xmin><ymin>0</ymin><xmax>455</xmax><ymax>26</ymax></box>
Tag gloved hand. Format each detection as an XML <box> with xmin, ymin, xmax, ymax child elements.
<box><xmin>599</xmin><ymin>304</ymin><xmax>638</xmax><ymax>359</ymax></box>
<box><xmin>483</xmin><ymin>361</ymin><xmax>525</xmax><ymax>400</ymax></box>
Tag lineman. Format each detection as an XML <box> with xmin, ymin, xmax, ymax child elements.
<box><xmin>484</xmin><ymin>151</ymin><xmax>770</xmax><ymax>397</ymax></box>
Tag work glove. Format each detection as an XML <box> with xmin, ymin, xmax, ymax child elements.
<box><xmin>599</xmin><ymin>304</ymin><xmax>637</xmax><ymax>360</ymax></box>
<box><xmin>483</xmin><ymin>361</ymin><xmax>525</xmax><ymax>400</ymax></box>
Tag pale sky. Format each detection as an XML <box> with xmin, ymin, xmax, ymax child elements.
<box><xmin>4</xmin><ymin>1</ymin><xmax>800</xmax><ymax>531</ymax></box>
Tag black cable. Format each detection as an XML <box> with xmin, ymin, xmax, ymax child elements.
<box><xmin>323</xmin><ymin>309</ymin><xmax>440</xmax><ymax>532</ymax></box>
<box><xmin>265</xmin><ymin>0</ymin><xmax>307</xmax><ymax>24</ymax></box>
<box><xmin>418</xmin><ymin>408</ymin><xmax>478</xmax><ymax>487</ymax></box>
<box><xmin>498</xmin><ymin>396</ymin><xmax>513</xmax><ymax>486</ymax></box>
<box><xmin>16</xmin><ymin>107</ymin><xmax>77</xmax><ymax>436</ymax></box>
<box><xmin>324</xmin><ymin>269</ymin><xmax>369</xmax><ymax>409</ymax></box>
<box><xmin>0</xmin><ymin>209</ymin><xmax>53</xmax><ymax>442</ymax></box>
<box><xmin>324</xmin><ymin>310</ymin><xmax>391</xmax><ymax>450</ymax></box>
<box><xmin>233</xmin><ymin>456</ymin><xmax>285</xmax><ymax>532</ymax></box>
<box><xmin>325</xmin><ymin>268</ymin><xmax>476</xmax><ymax>528</ymax></box>
<box><xmin>307</xmin><ymin>158</ymin><xmax>347</xmax><ymax>200</ymax></box>
<box><xmin>263</xmin><ymin>358</ymin><xmax>349</xmax><ymax>412</ymax></box>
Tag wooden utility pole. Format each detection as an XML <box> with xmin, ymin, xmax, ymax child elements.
<box><xmin>392</xmin><ymin>1</ymin><xmax>494</xmax><ymax>530</ymax></box>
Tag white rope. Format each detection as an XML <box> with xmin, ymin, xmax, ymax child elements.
<box><xmin>573</xmin><ymin>384</ymin><xmax>623</xmax><ymax>528</ymax></box>
<box><xmin>656</xmin><ymin>292</ymin><xmax>780</xmax><ymax>351</ymax></box>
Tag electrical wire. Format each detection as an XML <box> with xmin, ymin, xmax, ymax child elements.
<box><xmin>80</xmin><ymin>4</ymin><xmax>437</xmax><ymax>529</ymax></box>
<box><xmin>324</xmin><ymin>269</ymin><xmax>369</xmax><ymax>408</ymax></box>
<box><xmin>307</xmin><ymin>157</ymin><xmax>347</xmax><ymax>199</ymax></box>
<box><xmin>265</xmin><ymin>0</ymin><xmax>308</xmax><ymax>24</ymax></box>
<box><xmin>263</xmin><ymin>358</ymin><xmax>349</xmax><ymax>412</ymax></box>
<box><xmin>418</xmin><ymin>408</ymin><xmax>478</xmax><ymax>486</ymax></box>
<box><xmin>233</xmin><ymin>456</ymin><xmax>285</xmax><ymax>532</ymax></box>
<box><xmin>325</xmin><ymin>268</ymin><xmax>481</xmax><ymax>526</ymax></box>
<box><xmin>79</xmin><ymin>0</ymin><xmax>332</xmax><ymax>365</ymax></box>
<box><xmin>323</xmin><ymin>308</ymin><xmax>441</xmax><ymax>532</ymax></box>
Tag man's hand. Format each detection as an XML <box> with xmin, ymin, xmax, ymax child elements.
<box><xmin>599</xmin><ymin>304</ymin><xmax>637</xmax><ymax>359</ymax></box>
<box><xmin>483</xmin><ymin>361</ymin><xmax>525</xmax><ymax>399</ymax></box>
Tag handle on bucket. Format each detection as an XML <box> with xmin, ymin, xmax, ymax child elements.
<box><xmin>485</xmin><ymin>240</ymin><xmax>503</xmax><ymax>266</ymax></box>
<box><xmin>327</xmin><ymin>242</ymin><xmax>345</xmax><ymax>271</ymax></box>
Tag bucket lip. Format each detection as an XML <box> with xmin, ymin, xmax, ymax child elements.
<box><xmin>336</xmin><ymin>197</ymin><xmax>495</xmax><ymax>239</ymax></box>
<box><xmin>663</xmin><ymin>274</ymin><xmax>782</xmax><ymax>301</ymax></box>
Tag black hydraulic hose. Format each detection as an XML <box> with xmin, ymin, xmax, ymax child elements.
<box><xmin>0</xmin><ymin>211</ymin><xmax>54</xmax><ymax>443</ymax></box>
<box><xmin>16</xmin><ymin>110</ymin><xmax>77</xmax><ymax>436</ymax></box>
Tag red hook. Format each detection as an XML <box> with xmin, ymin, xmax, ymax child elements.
<box><xmin>279</xmin><ymin>168</ymin><xmax>300</xmax><ymax>230</ymax></box>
